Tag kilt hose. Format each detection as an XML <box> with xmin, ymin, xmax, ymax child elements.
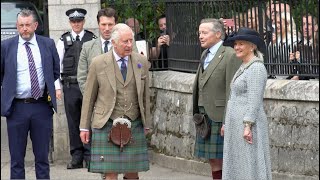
<box><xmin>89</xmin><ymin>118</ymin><xmax>149</xmax><ymax>173</ymax></box>
<box><xmin>194</xmin><ymin>115</ymin><xmax>224</xmax><ymax>159</ymax></box>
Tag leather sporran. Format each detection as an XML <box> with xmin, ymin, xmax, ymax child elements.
<box><xmin>108</xmin><ymin>118</ymin><xmax>132</xmax><ymax>152</ymax></box>
<box><xmin>193</xmin><ymin>113</ymin><xmax>211</xmax><ymax>139</ymax></box>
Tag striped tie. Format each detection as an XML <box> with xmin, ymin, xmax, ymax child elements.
<box><xmin>24</xmin><ymin>42</ymin><xmax>41</xmax><ymax>99</ymax></box>
<box><xmin>120</xmin><ymin>58</ymin><xmax>127</xmax><ymax>81</ymax></box>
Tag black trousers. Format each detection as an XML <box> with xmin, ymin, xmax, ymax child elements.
<box><xmin>63</xmin><ymin>83</ymin><xmax>90</xmax><ymax>162</ymax></box>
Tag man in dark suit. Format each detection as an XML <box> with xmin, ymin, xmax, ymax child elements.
<box><xmin>1</xmin><ymin>9</ymin><xmax>60</xmax><ymax>179</ymax></box>
<box><xmin>192</xmin><ymin>18</ymin><xmax>241</xmax><ymax>179</ymax></box>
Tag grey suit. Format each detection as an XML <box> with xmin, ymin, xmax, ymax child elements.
<box><xmin>77</xmin><ymin>38</ymin><xmax>103</xmax><ymax>94</ymax></box>
<box><xmin>77</xmin><ymin>37</ymin><xmax>139</xmax><ymax>94</ymax></box>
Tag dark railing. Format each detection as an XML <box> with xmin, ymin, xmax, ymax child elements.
<box><xmin>102</xmin><ymin>0</ymin><xmax>319</xmax><ymax>79</ymax></box>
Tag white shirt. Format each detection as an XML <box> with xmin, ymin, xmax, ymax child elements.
<box><xmin>55</xmin><ymin>30</ymin><xmax>85</xmax><ymax>90</ymax></box>
<box><xmin>101</xmin><ymin>36</ymin><xmax>112</xmax><ymax>53</ymax></box>
<box><xmin>16</xmin><ymin>35</ymin><xmax>45</xmax><ymax>98</ymax></box>
<box><xmin>203</xmin><ymin>40</ymin><xmax>223</xmax><ymax>70</ymax></box>
<box><xmin>113</xmin><ymin>49</ymin><xmax>128</xmax><ymax>68</ymax></box>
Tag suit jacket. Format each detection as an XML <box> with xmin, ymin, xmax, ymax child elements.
<box><xmin>1</xmin><ymin>35</ymin><xmax>60</xmax><ymax>117</ymax></box>
<box><xmin>192</xmin><ymin>45</ymin><xmax>241</xmax><ymax>123</ymax></box>
<box><xmin>79</xmin><ymin>51</ymin><xmax>150</xmax><ymax>129</ymax></box>
<box><xmin>77</xmin><ymin>37</ymin><xmax>139</xmax><ymax>94</ymax></box>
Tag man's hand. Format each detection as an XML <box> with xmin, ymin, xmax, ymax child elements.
<box><xmin>220</xmin><ymin>125</ymin><xmax>224</xmax><ymax>137</ymax></box>
<box><xmin>157</xmin><ymin>35</ymin><xmax>170</xmax><ymax>47</ymax></box>
<box><xmin>80</xmin><ymin>131</ymin><xmax>90</xmax><ymax>144</ymax></box>
<box><xmin>289</xmin><ymin>51</ymin><xmax>300</xmax><ymax>61</ymax></box>
<box><xmin>56</xmin><ymin>89</ymin><xmax>62</xmax><ymax>100</ymax></box>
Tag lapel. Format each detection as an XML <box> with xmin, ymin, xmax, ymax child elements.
<box><xmin>131</xmin><ymin>54</ymin><xmax>142</xmax><ymax>96</ymax></box>
<box><xmin>11</xmin><ymin>36</ymin><xmax>19</xmax><ymax>78</ymax></box>
<box><xmin>95</xmin><ymin>38</ymin><xmax>103</xmax><ymax>54</ymax></box>
<box><xmin>104</xmin><ymin>52</ymin><xmax>117</xmax><ymax>93</ymax></box>
<box><xmin>35</xmin><ymin>36</ymin><xmax>47</xmax><ymax>74</ymax></box>
<box><xmin>123</xmin><ymin>58</ymin><xmax>133</xmax><ymax>87</ymax></box>
<box><xmin>201</xmin><ymin>46</ymin><xmax>226</xmax><ymax>87</ymax></box>
<box><xmin>231</xmin><ymin>57</ymin><xmax>264</xmax><ymax>83</ymax></box>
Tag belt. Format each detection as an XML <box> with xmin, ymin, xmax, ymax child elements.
<box><xmin>61</xmin><ymin>78</ymin><xmax>78</xmax><ymax>84</ymax></box>
<box><xmin>14</xmin><ymin>97</ymin><xmax>46</xmax><ymax>103</ymax></box>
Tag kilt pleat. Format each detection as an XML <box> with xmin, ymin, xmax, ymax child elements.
<box><xmin>194</xmin><ymin>116</ymin><xmax>224</xmax><ymax>159</ymax></box>
<box><xmin>89</xmin><ymin>119</ymin><xmax>149</xmax><ymax>173</ymax></box>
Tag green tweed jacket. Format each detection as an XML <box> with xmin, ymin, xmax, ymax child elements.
<box><xmin>192</xmin><ymin>45</ymin><xmax>241</xmax><ymax>123</ymax></box>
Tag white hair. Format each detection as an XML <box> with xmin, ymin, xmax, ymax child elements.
<box><xmin>111</xmin><ymin>23</ymin><xmax>134</xmax><ymax>44</ymax></box>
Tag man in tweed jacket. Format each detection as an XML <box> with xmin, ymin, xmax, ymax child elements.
<box><xmin>192</xmin><ymin>18</ymin><xmax>241</xmax><ymax>179</ymax></box>
<box><xmin>79</xmin><ymin>23</ymin><xmax>151</xmax><ymax>180</ymax></box>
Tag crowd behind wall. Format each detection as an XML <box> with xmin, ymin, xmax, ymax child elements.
<box><xmin>103</xmin><ymin>0</ymin><xmax>319</xmax><ymax>79</ymax></box>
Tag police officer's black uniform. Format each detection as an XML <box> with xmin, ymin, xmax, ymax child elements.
<box><xmin>60</xmin><ymin>8</ymin><xmax>97</xmax><ymax>169</ymax></box>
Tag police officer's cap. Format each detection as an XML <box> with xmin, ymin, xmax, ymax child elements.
<box><xmin>66</xmin><ymin>8</ymin><xmax>87</xmax><ymax>21</ymax></box>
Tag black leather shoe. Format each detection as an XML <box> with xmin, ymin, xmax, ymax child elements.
<box><xmin>66</xmin><ymin>161</ymin><xmax>83</xmax><ymax>169</ymax></box>
<box><xmin>84</xmin><ymin>159</ymin><xmax>90</xmax><ymax>168</ymax></box>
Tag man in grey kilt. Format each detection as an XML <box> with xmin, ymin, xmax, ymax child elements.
<box><xmin>79</xmin><ymin>23</ymin><xmax>151</xmax><ymax>180</ymax></box>
<box><xmin>192</xmin><ymin>18</ymin><xmax>241</xmax><ymax>179</ymax></box>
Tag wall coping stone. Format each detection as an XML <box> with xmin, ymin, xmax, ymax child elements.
<box><xmin>150</xmin><ymin>71</ymin><xmax>319</xmax><ymax>102</ymax></box>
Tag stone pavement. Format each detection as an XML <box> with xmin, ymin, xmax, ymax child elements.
<box><xmin>1</xmin><ymin>117</ymin><xmax>211</xmax><ymax>180</ymax></box>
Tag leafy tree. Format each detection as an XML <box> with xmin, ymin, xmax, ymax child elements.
<box><xmin>101</xmin><ymin>0</ymin><xmax>165</xmax><ymax>42</ymax></box>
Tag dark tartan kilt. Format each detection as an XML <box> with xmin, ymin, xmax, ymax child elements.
<box><xmin>194</xmin><ymin>116</ymin><xmax>224</xmax><ymax>159</ymax></box>
<box><xmin>89</xmin><ymin>118</ymin><xmax>149</xmax><ymax>173</ymax></box>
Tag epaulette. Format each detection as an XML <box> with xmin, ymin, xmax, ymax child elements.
<box><xmin>60</xmin><ymin>31</ymin><xmax>71</xmax><ymax>40</ymax></box>
<box><xmin>85</xmin><ymin>30</ymin><xmax>97</xmax><ymax>39</ymax></box>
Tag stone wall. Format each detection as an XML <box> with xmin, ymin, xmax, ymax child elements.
<box><xmin>149</xmin><ymin>71</ymin><xmax>319</xmax><ymax>179</ymax></box>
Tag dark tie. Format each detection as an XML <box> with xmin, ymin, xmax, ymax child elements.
<box><xmin>120</xmin><ymin>58</ymin><xmax>127</xmax><ymax>81</ymax></box>
<box><xmin>24</xmin><ymin>42</ymin><xmax>41</xmax><ymax>99</ymax></box>
<box><xmin>76</xmin><ymin>35</ymin><xmax>80</xmax><ymax>41</ymax></box>
<box><xmin>104</xmin><ymin>41</ymin><xmax>109</xmax><ymax>53</ymax></box>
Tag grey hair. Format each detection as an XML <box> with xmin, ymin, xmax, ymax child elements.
<box><xmin>249</xmin><ymin>41</ymin><xmax>264</xmax><ymax>59</ymax></box>
<box><xmin>17</xmin><ymin>9</ymin><xmax>38</xmax><ymax>22</ymax></box>
<box><xmin>111</xmin><ymin>23</ymin><xmax>134</xmax><ymax>44</ymax></box>
<box><xmin>254</xmin><ymin>50</ymin><xmax>264</xmax><ymax>59</ymax></box>
<box><xmin>200</xmin><ymin>18</ymin><xmax>226</xmax><ymax>40</ymax></box>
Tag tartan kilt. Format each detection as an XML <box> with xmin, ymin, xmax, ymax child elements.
<box><xmin>194</xmin><ymin>116</ymin><xmax>224</xmax><ymax>159</ymax></box>
<box><xmin>89</xmin><ymin>118</ymin><xmax>149</xmax><ymax>173</ymax></box>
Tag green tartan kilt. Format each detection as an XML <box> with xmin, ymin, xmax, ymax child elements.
<box><xmin>194</xmin><ymin>116</ymin><xmax>224</xmax><ymax>159</ymax></box>
<box><xmin>89</xmin><ymin>119</ymin><xmax>149</xmax><ymax>173</ymax></box>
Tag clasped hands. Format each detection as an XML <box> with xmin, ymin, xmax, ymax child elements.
<box><xmin>157</xmin><ymin>35</ymin><xmax>170</xmax><ymax>47</ymax></box>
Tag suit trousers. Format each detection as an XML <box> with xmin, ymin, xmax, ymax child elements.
<box><xmin>63</xmin><ymin>83</ymin><xmax>90</xmax><ymax>162</ymax></box>
<box><xmin>7</xmin><ymin>100</ymin><xmax>53</xmax><ymax>179</ymax></box>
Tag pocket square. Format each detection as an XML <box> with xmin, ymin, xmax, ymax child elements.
<box><xmin>141</xmin><ymin>75</ymin><xmax>147</xmax><ymax>80</ymax></box>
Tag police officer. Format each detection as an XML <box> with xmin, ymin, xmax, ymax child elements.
<box><xmin>55</xmin><ymin>8</ymin><xmax>96</xmax><ymax>169</ymax></box>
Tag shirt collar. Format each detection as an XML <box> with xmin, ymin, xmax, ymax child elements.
<box><xmin>112</xmin><ymin>49</ymin><xmax>128</xmax><ymax>62</ymax></box>
<box><xmin>100</xmin><ymin>36</ymin><xmax>111</xmax><ymax>45</ymax></box>
<box><xmin>71</xmin><ymin>30</ymin><xmax>85</xmax><ymax>40</ymax></box>
<box><xmin>208</xmin><ymin>40</ymin><xmax>223</xmax><ymax>55</ymax></box>
<box><xmin>18</xmin><ymin>34</ymin><xmax>37</xmax><ymax>45</ymax></box>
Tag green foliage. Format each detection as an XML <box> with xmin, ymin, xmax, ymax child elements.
<box><xmin>101</xmin><ymin>0</ymin><xmax>165</xmax><ymax>42</ymax></box>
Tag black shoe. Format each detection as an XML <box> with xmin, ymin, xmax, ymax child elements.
<box><xmin>66</xmin><ymin>160</ymin><xmax>83</xmax><ymax>169</ymax></box>
<box><xmin>84</xmin><ymin>159</ymin><xmax>90</xmax><ymax>168</ymax></box>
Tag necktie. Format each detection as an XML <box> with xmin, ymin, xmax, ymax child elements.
<box><xmin>24</xmin><ymin>42</ymin><xmax>41</xmax><ymax>99</ymax></box>
<box><xmin>104</xmin><ymin>41</ymin><xmax>109</xmax><ymax>53</ymax></box>
<box><xmin>76</xmin><ymin>35</ymin><xmax>80</xmax><ymax>41</ymax></box>
<box><xmin>120</xmin><ymin>58</ymin><xmax>127</xmax><ymax>81</ymax></box>
<box><xmin>201</xmin><ymin>50</ymin><xmax>210</xmax><ymax>70</ymax></box>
